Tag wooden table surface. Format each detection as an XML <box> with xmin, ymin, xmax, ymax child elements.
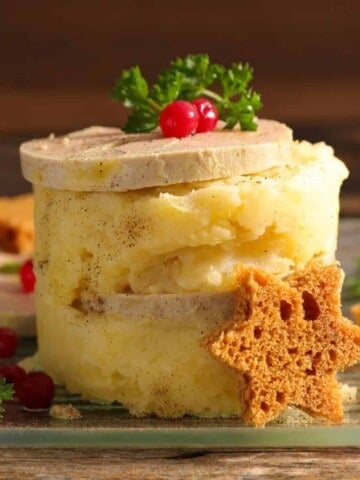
<box><xmin>0</xmin><ymin>221</ymin><xmax>359</xmax><ymax>478</ymax></box>
<box><xmin>1</xmin><ymin>447</ymin><xmax>360</xmax><ymax>479</ymax></box>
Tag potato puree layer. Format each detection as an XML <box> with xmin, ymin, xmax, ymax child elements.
<box><xmin>35</xmin><ymin>141</ymin><xmax>347</xmax><ymax>302</ymax></box>
<box><xmin>34</xmin><ymin>140</ymin><xmax>348</xmax><ymax>416</ymax></box>
<box><xmin>36</xmin><ymin>302</ymin><xmax>241</xmax><ymax>416</ymax></box>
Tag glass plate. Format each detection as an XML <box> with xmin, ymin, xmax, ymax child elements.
<box><xmin>1</xmin><ymin>338</ymin><xmax>360</xmax><ymax>449</ymax></box>
<box><xmin>1</xmin><ymin>219</ymin><xmax>359</xmax><ymax>448</ymax></box>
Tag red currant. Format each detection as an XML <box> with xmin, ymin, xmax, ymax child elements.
<box><xmin>160</xmin><ymin>100</ymin><xmax>199</xmax><ymax>138</ymax></box>
<box><xmin>192</xmin><ymin>98</ymin><xmax>219</xmax><ymax>133</ymax></box>
<box><xmin>20</xmin><ymin>259</ymin><xmax>36</xmax><ymax>293</ymax></box>
<box><xmin>0</xmin><ymin>364</ymin><xmax>26</xmax><ymax>385</ymax></box>
<box><xmin>0</xmin><ymin>364</ymin><xmax>26</xmax><ymax>397</ymax></box>
<box><xmin>0</xmin><ymin>327</ymin><xmax>18</xmax><ymax>358</ymax></box>
<box><xmin>16</xmin><ymin>372</ymin><xmax>55</xmax><ymax>410</ymax></box>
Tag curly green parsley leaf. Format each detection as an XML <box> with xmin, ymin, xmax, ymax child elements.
<box><xmin>112</xmin><ymin>54</ymin><xmax>262</xmax><ymax>133</ymax></box>
<box><xmin>0</xmin><ymin>379</ymin><xmax>14</xmax><ymax>418</ymax></box>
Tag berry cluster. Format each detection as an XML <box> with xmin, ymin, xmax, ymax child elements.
<box><xmin>0</xmin><ymin>327</ymin><xmax>54</xmax><ymax>410</ymax></box>
<box><xmin>160</xmin><ymin>98</ymin><xmax>218</xmax><ymax>138</ymax></box>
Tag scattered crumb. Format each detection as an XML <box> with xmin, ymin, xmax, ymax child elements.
<box><xmin>340</xmin><ymin>383</ymin><xmax>357</xmax><ymax>404</ymax></box>
<box><xmin>49</xmin><ymin>404</ymin><xmax>82</xmax><ymax>420</ymax></box>
<box><xmin>351</xmin><ymin>303</ymin><xmax>360</xmax><ymax>324</ymax></box>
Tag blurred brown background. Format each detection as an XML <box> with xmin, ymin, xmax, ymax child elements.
<box><xmin>1</xmin><ymin>0</ymin><xmax>359</xmax><ymax>210</ymax></box>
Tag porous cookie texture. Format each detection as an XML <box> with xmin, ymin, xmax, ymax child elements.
<box><xmin>203</xmin><ymin>263</ymin><xmax>360</xmax><ymax>427</ymax></box>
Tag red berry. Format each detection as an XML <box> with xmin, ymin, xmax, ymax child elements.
<box><xmin>160</xmin><ymin>100</ymin><xmax>199</xmax><ymax>138</ymax></box>
<box><xmin>16</xmin><ymin>372</ymin><xmax>55</xmax><ymax>410</ymax></box>
<box><xmin>192</xmin><ymin>98</ymin><xmax>219</xmax><ymax>133</ymax></box>
<box><xmin>0</xmin><ymin>364</ymin><xmax>26</xmax><ymax>385</ymax></box>
<box><xmin>20</xmin><ymin>260</ymin><xmax>36</xmax><ymax>293</ymax></box>
<box><xmin>0</xmin><ymin>327</ymin><xmax>18</xmax><ymax>358</ymax></box>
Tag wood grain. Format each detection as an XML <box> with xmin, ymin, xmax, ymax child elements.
<box><xmin>0</xmin><ymin>448</ymin><xmax>360</xmax><ymax>479</ymax></box>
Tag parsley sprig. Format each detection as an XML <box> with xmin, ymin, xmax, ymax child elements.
<box><xmin>0</xmin><ymin>379</ymin><xmax>13</xmax><ymax>419</ymax></box>
<box><xmin>112</xmin><ymin>54</ymin><xmax>262</xmax><ymax>133</ymax></box>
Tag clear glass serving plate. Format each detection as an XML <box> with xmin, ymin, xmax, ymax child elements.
<box><xmin>1</xmin><ymin>219</ymin><xmax>359</xmax><ymax>449</ymax></box>
<box><xmin>1</xmin><ymin>338</ymin><xmax>360</xmax><ymax>449</ymax></box>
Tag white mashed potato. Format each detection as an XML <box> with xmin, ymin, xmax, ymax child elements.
<box><xmin>35</xmin><ymin>141</ymin><xmax>347</xmax><ymax>302</ymax></box>
<box><xmin>34</xmin><ymin>140</ymin><xmax>348</xmax><ymax>416</ymax></box>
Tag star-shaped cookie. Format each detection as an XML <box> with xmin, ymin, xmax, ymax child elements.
<box><xmin>203</xmin><ymin>262</ymin><xmax>360</xmax><ymax>427</ymax></box>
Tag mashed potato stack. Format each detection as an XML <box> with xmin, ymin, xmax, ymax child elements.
<box><xmin>21</xmin><ymin>124</ymin><xmax>348</xmax><ymax>417</ymax></box>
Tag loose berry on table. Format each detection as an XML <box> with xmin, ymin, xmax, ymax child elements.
<box><xmin>0</xmin><ymin>327</ymin><xmax>18</xmax><ymax>358</ymax></box>
<box><xmin>16</xmin><ymin>371</ymin><xmax>55</xmax><ymax>410</ymax></box>
<box><xmin>0</xmin><ymin>364</ymin><xmax>26</xmax><ymax>385</ymax></box>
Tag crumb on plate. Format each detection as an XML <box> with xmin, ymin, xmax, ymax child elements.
<box><xmin>49</xmin><ymin>403</ymin><xmax>82</xmax><ymax>420</ymax></box>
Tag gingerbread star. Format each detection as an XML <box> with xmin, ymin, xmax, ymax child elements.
<box><xmin>203</xmin><ymin>262</ymin><xmax>360</xmax><ymax>427</ymax></box>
